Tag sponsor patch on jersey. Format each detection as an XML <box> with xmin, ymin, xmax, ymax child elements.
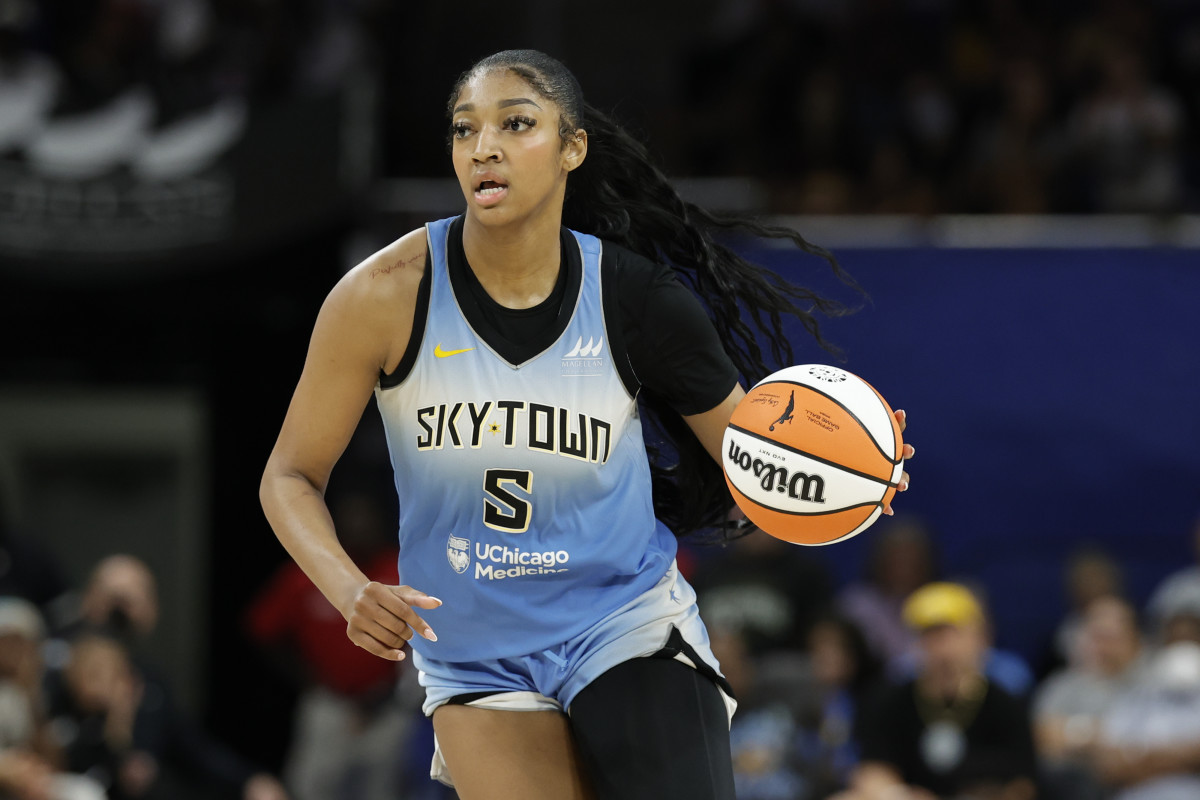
<box><xmin>447</xmin><ymin>541</ymin><xmax>572</xmax><ymax>581</ymax></box>
<box><xmin>446</xmin><ymin>535</ymin><xmax>470</xmax><ymax>574</ymax></box>
<box><xmin>561</xmin><ymin>335</ymin><xmax>604</xmax><ymax>377</ymax></box>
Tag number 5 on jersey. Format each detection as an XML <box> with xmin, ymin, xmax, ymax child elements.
<box><xmin>483</xmin><ymin>468</ymin><xmax>533</xmax><ymax>533</ymax></box>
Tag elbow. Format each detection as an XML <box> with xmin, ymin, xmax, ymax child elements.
<box><xmin>259</xmin><ymin>458</ymin><xmax>278</xmax><ymax>513</ymax></box>
<box><xmin>258</xmin><ymin>454</ymin><xmax>295</xmax><ymax>519</ymax></box>
<box><xmin>259</xmin><ymin>455</ymin><xmax>323</xmax><ymax>514</ymax></box>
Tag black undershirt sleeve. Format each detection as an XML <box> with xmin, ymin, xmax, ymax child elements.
<box><xmin>609</xmin><ymin>245</ymin><xmax>740</xmax><ymax>416</ymax></box>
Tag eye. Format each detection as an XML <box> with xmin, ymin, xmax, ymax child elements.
<box><xmin>451</xmin><ymin>121</ymin><xmax>473</xmax><ymax>139</ymax></box>
<box><xmin>504</xmin><ymin>115</ymin><xmax>537</xmax><ymax>132</ymax></box>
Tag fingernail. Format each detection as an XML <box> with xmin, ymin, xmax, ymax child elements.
<box><xmin>394</xmin><ymin>650</ymin><xmax>405</xmax><ymax>661</ymax></box>
<box><xmin>883</xmin><ymin>506</ymin><xmax>894</xmax><ymax>516</ymax></box>
<box><xmin>896</xmin><ymin>409</ymin><xmax>906</xmax><ymax>419</ymax></box>
<box><xmin>424</xmin><ymin>628</ymin><xmax>438</xmax><ymax>642</ymax></box>
<box><xmin>899</xmin><ymin>480</ymin><xmax>909</xmax><ymax>492</ymax></box>
<box><xmin>908</xmin><ymin>445</ymin><xmax>916</xmax><ymax>458</ymax></box>
<box><xmin>428</xmin><ymin>596</ymin><xmax>444</xmax><ymax>607</ymax></box>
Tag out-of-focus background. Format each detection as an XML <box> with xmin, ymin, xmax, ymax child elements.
<box><xmin>1</xmin><ymin>0</ymin><xmax>1198</xmax><ymax>799</ymax></box>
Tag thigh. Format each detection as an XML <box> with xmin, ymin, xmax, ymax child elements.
<box><xmin>568</xmin><ymin>658</ymin><xmax>736</xmax><ymax>800</ymax></box>
<box><xmin>432</xmin><ymin>705</ymin><xmax>593</xmax><ymax>800</ymax></box>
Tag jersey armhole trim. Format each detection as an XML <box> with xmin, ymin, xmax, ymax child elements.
<box><xmin>378</xmin><ymin>247</ymin><xmax>432</xmax><ymax>390</ymax></box>
<box><xmin>600</xmin><ymin>244</ymin><xmax>641</xmax><ymax>400</ymax></box>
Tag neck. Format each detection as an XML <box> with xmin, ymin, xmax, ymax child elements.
<box><xmin>461</xmin><ymin>208</ymin><xmax>563</xmax><ymax>309</ymax></box>
<box><xmin>919</xmin><ymin>667</ymin><xmax>979</xmax><ymax>701</ymax></box>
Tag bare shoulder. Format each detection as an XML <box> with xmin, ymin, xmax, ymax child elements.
<box><xmin>340</xmin><ymin>227</ymin><xmax>428</xmax><ymax>307</ymax></box>
<box><xmin>321</xmin><ymin>227</ymin><xmax>428</xmax><ymax>372</ymax></box>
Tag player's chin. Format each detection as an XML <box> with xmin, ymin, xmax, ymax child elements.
<box><xmin>466</xmin><ymin>198</ymin><xmax>525</xmax><ymax>226</ymax></box>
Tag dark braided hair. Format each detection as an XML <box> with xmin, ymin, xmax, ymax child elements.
<box><xmin>450</xmin><ymin>50</ymin><xmax>862</xmax><ymax>537</ymax></box>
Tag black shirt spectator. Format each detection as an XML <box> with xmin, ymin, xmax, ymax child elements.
<box><xmin>857</xmin><ymin>677</ymin><xmax>1037</xmax><ymax>798</ymax></box>
<box><xmin>839</xmin><ymin>582</ymin><xmax>1037</xmax><ymax>800</ymax></box>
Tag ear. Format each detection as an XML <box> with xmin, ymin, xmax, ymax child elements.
<box><xmin>563</xmin><ymin>128</ymin><xmax>587</xmax><ymax>172</ymax></box>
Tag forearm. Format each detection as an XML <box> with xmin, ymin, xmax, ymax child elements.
<box><xmin>1098</xmin><ymin>740</ymin><xmax>1200</xmax><ymax>786</ymax></box>
<box><xmin>1036</xmin><ymin>716</ymin><xmax>1094</xmax><ymax>762</ymax></box>
<box><xmin>259</xmin><ymin>466</ymin><xmax>368</xmax><ymax>618</ymax></box>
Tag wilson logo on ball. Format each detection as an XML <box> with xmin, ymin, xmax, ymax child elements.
<box><xmin>725</xmin><ymin>440</ymin><xmax>826</xmax><ymax>503</ymax></box>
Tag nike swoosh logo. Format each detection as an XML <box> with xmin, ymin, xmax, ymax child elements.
<box><xmin>434</xmin><ymin>343</ymin><xmax>474</xmax><ymax>358</ymax></box>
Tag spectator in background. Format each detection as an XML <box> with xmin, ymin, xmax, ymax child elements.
<box><xmin>1034</xmin><ymin>595</ymin><xmax>1145</xmax><ymax>800</ymax></box>
<box><xmin>889</xmin><ymin>582</ymin><xmax>1036</xmax><ymax>697</ymax></box>
<box><xmin>836</xmin><ymin>582</ymin><xmax>1037</xmax><ymax>800</ymax></box>
<box><xmin>692</xmin><ymin>526</ymin><xmax>833</xmax><ymax>657</ymax></box>
<box><xmin>709</xmin><ymin>613</ymin><xmax>883</xmax><ymax>800</ymax></box>
<box><xmin>837</xmin><ymin>517</ymin><xmax>936</xmax><ymax>666</ymax></box>
<box><xmin>1093</xmin><ymin>598</ymin><xmax>1200</xmax><ymax>800</ymax></box>
<box><xmin>961</xmin><ymin>57</ymin><xmax>1064</xmax><ymax>213</ymax></box>
<box><xmin>0</xmin><ymin>597</ymin><xmax>105</xmax><ymax>800</ymax></box>
<box><xmin>50</xmin><ymin>631</ymin><xmax>143</xmax><ymax>796</ymax></box>
<box><xmin>49</xmin><ymin>557</ymin><xmax>287</xmax><ymax>800</ymax></box>
<box><xmin>1067</xmin><ymin>45</ymin><xmax>1184</xmax><ymax>213</ymax></box>
<box><xmin>795</xmin><ymin>614</ymin><xmax>883</xmax><ymax>793</ymax></box>
<box><xmin>71</xmin><ymin>556</ymin><xmax>158</xmax><ymax>647</ymax></box>
<box><xmin>709</xmin><ymin>625</ymin><xmax>814</xmax><ymax>800</ymax></box>
<box><xmin>246</xmin><ymin>489</ymin><xmax>412</xmax><ymax>800</ymax></box>
<box><xmin>1043</xmin><ymin>546</ymin><xmax>1126</xmax><ymax>674</ymax></box>
<box><xmin>1146</xmin><ymin>514</ymin><xmax>1200</xmax><ymax>628</ymax></box>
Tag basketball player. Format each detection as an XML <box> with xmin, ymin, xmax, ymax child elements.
<box><xmin>260</xmin><ymin>50</ymin><xmax>912</xmax><ymax>800</ymax></box>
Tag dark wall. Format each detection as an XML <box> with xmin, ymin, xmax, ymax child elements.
<box><xmin>0</xmin><ymin>226</ymin><xmax>346</xmax><ymax>767</ymax></box>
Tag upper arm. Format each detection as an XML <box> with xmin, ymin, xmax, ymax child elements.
<box><xmin>264</xmin><ymin>230</ymin><xmax>426</xmax><ymax>492</ymax></box>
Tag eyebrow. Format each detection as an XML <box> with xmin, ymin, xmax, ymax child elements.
<box><xmin>452</xmin><ymin>97</ymin><xmax>543</xmax><ymax>114</ymax></box>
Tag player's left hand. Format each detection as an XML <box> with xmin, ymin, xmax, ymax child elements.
<box><xmin>882</xmin><ymin>408</ymin><xmax>914</xmax><ymax>517</ymax></box>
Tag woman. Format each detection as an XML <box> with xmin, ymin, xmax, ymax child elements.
<box><xmin>260</xmin><ymin>49</ymin><xmax>912</xmax><ymax>800</ymax></box>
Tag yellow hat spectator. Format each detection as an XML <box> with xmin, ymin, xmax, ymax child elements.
<box><xmin>903</xmin><ymin>582</ymin><xmax>984</xmax><ymax>631</ymax></box>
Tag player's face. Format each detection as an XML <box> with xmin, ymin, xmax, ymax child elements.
<box><xmin>449</xmin><ymin>70</ymin><xmax>586</xmax><ymax>226</ymax></box>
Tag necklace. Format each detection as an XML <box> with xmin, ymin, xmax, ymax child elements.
<box><xmin>913</xmin><ymin>674</ymin><xmax>988</xmax><ymax>774</ymax></box>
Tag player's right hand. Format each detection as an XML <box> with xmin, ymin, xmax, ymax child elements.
<box><xmin>344</xmin><ymin>582</ymin><xmax>442</xmax><ymax>661</ymax></box>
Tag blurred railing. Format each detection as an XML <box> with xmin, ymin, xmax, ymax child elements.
<box><xmin>371</xmin><ymin>178</ymin><xmax>1200</xmax><ymax>250</ymax></box>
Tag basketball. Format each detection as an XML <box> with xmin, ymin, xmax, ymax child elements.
<box><xmin>722</xmin><ymin>364</ymin><xmax>905</xmax><ymax>546</ymax></box>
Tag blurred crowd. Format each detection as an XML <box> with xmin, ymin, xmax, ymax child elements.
<box><xmin>0</xmin><ymin>485</ymin><xmax>442</xmax><ymax>800</ymax></box>
<box><xmin>0</xmin><ymin>539</ymin><xmax>296</xmax><ymax>800</ymax></box>
<box><xmin>677</xmin><ymin>0</ymin><xmax>1200</xmax><ymax>214</ymax></box>
<box><xmin>5</xmin><ymin>498</ymin><xmax>1200</xmax><ymax>800</ymax></box>
<box><xmin>4</xmin><ymin>1</ymin><xmax>1200</xmax><ymax>799</ymax></box>
<box><xmin>682</xmin><ymin>514</ymin><xmax>1200</xmax><ymax>800</ymax></box>
<box><xmin>0</xmin><ymin>0</ymin><xmax>368</xmax><ymax>114</ymax></box>
<box><xmin>4</xmin><ymin>0</ymin><xmax>1199</xmax><ymax>214</ymax></box>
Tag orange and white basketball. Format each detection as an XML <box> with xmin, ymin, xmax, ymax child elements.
<box><xmin>722</xmin><ymin>364</ymin><xmax>904</xmax><ymax>546</ymax></box>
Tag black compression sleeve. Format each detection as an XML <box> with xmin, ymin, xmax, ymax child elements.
<box><xmin>613</xmin><ymin>248</ymin><xmax>740</xmax><ymax>415</ymax></box>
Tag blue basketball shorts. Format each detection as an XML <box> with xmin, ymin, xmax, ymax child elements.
<box><xmin>412</xmin><ymin>559</ymin><xmax>735</xmax><ymax>716</ymax></box>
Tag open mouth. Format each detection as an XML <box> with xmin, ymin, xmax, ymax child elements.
<box><xmin>475</xmin><ymin>179</ymin><xmax>507</xmax><ymax>196</ymax></box>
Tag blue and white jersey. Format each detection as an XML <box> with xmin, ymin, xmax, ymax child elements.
<box><xmin>374</xmin><ymin>215</ymin><xmax>678</xmax><ymax>663</ymax></box>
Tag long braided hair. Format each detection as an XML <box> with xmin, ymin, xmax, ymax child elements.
<box><xmin>449</xmin><ymin>50</ymin><xmax>861</xmax><ymax>536</ymax></box>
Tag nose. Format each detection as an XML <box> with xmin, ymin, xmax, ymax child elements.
<box><xmin>471</xmin><ymin>124</ymin><xmax>502</xmax><ymax>163</ymax></box>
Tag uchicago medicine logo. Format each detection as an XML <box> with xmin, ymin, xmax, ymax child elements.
<box><xmin>446</xmin><ymin>535</ymin><xmax>470</xmax><ymax>574</ymax></box>
<box><xmin>446</xmin><ymin>534</ymin><xmax>570</xmax><ymax>581</ymax></box>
